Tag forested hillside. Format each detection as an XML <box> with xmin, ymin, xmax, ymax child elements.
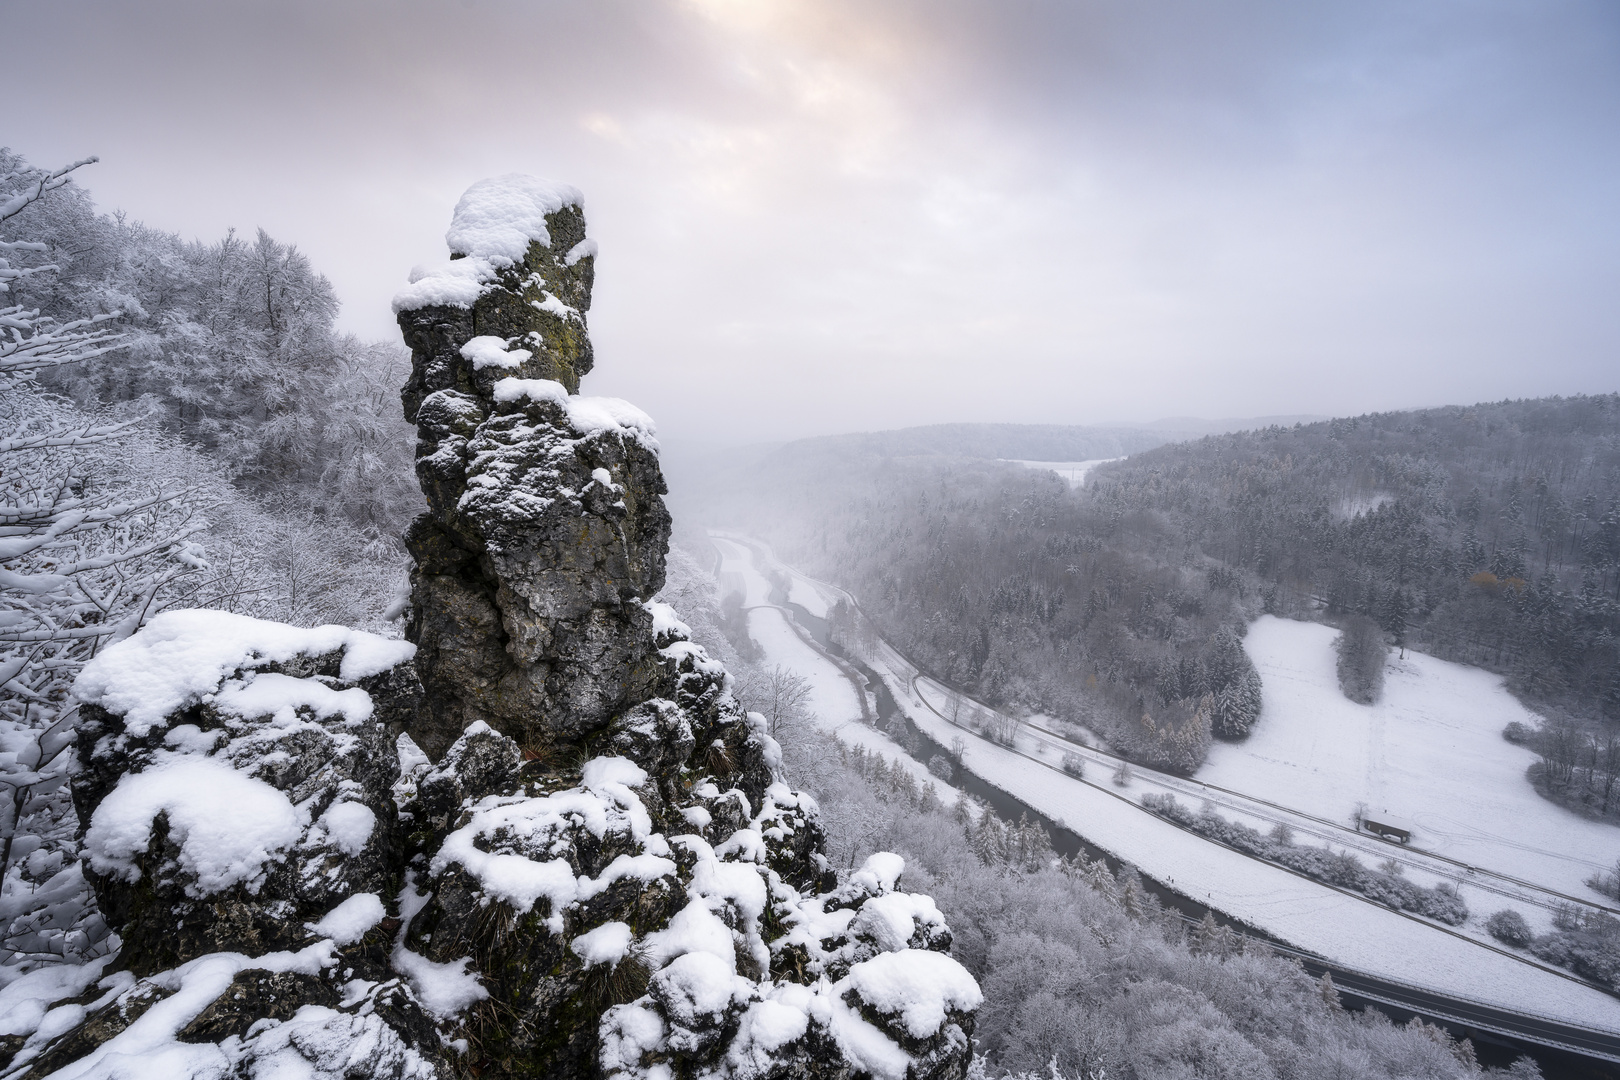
<box><xmin>1097</xmin><ymin>400</ymin><xmax>1620</xmax><ymax>811</ymax></box>
<box><xmin>1096</xmin><ymin>400</ymin><xmax>1620</xmax><ymax>711</ymax></box>
<box><xmin>1</xmin><ymin>153</ymin><xmax>415</xmax><ymax>969</ymax></box>
<box><xmin>680</xmin><ymin>398</ymin><xmax>1620</xmax><ymax>780</ymax></box>
<box><xmin>1</xmin><ymin>149</ymin><xmax>418</xmax><ymax>623</ymax></box>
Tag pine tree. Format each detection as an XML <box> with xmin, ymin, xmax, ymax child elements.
<box><xmin>1318</xmin><ymin>972</ymin><xmax>1341</xmax><ymax>1011</ymax></box>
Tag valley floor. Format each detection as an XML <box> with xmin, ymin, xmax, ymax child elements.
<box><xmin>709</xmin><ymin>534</ymin><xmax>1620</xmax><ymax>1036</ymax></box>
<box><xmin>1203</xmin><ymin>616</ymin><xmax>1620</xmax><ymax>907</ymax></box>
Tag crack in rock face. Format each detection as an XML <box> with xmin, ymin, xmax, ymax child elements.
<box><xmin>25</xmin><ymin>177</ymin><xmax>978</xmax><ymax>1080</ymax></box>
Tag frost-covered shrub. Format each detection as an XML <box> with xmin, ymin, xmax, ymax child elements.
<box><xmin>1486</xmin><ymin>909</ymin><xmax>1534</xmax><ymax>948</ymax></box>
<box><xmin>1140</xmin><ymin>794</ymin><xmax>1467</xmax><ymax>924</ymax></box>
<box><xmin>1586</xmin><ymin>862</ymin><xmax>1620</xmax><ymax>901</ymax></box>
<box><xmin>1527</xmin><ymin>909</ymin><xmax>1620</xmax><ymax>991</ymax></box>
<box><xmin>1503</xmin><ymin>720</ymin><xmax>1534</xmax><ymax>745</ymax></box>
<box><xmin>1060</xmin><ymin>752</ymin><xmax>1085</xmax><ymax>778</ymax></box>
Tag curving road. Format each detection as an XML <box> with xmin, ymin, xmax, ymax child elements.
<box><xmin>710</xmin><ymin>533</ymin><xmax>1620</xmax><ymax>1072</ymax></box>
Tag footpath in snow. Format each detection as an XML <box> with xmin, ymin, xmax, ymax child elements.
<box><xmin>716</xmin><ymin>536</ymin><xmax>1620</xmax><ymax>1034</ymax></box>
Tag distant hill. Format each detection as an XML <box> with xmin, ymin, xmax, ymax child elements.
<box><xmin>663</xmin><ymin>415</ymin><xmax>1330</xmax><ymax>509</ymax></box>
<box><xmin>674</xmin><ymin>394</ymin><xmax>1620</xmax><ymax>780</ymax></box>
<box><xmin>758</xmin><ymin>423</ymin><xmax>1170</xmax><ymax>463</ymax></box>
<box><xmin>1132</xmin><ymin>414</ymin><xmax>1332</xmax><ymax>439</ymax></box>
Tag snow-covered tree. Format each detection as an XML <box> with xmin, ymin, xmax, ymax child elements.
<box><xmin>3</xmin><ymin>149</ymin><xmax>418</xmax><ymax>537</ymax></box>
<box><xmin>1335</xmin><ymin>614</ymin><xmax>1387</xmax><ymax>705</ymax></box>
<box><xmin>1</xmin><ymin>157</ymin><xmax>125</xmax><ymax>383</ymax></box>
<box><xmin>1207</xmin><ymin>626</ymin><xmax>1262</xmax><ymax>738</ymax></box>
<box><xmin>1</xmin><ymin>158</ymin><xmax>206</xmax><ymax>972</ymax></box>
<box><xmin>733</xmin><ymin>663</ymin><xmax>813</xmax><ymax>736</ymax></box>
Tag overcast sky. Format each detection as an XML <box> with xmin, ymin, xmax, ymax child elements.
<box><xmin>7</xmin><ymin>0</ymin><xmax>1619</xmax><ymax>443</ymax></box>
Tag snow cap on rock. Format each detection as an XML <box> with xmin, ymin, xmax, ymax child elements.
<box><xmin>446</xmin><ymin>174</ymin><xmax>584</xmax><ymax>265</ymax></box>
<box><xmin>393</xmin><ymin>174</ymin><xmax>588</xmax><ymax>314</ymax></box>
<box><xmin>84</xmin><ymin>756</ymin><xmax>303</xmax><ymax>894</ymax></box>
<box><xmin>73</xmin><ymin>609</ymin><xmax>414</xmax><ymax>737</ymax></box>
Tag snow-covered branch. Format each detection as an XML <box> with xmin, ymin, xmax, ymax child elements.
<box><xmin>0</xmin><ymin>155</ymin><xmax>201</xmax><ymax>969</ymax></box>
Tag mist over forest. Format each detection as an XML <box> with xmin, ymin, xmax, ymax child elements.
<box><xmin>3</xmin><ymin>2</ymin><xmax>1618</xmax><ymax>1077</ymax></box>
<box><xmin>678</xmin><ymin>398</ymin><xmax>1620</xmax><ymax>776</ymax></box>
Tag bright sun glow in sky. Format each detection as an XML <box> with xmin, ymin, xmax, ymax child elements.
<box><xmin>7</xmin><ymin>0</ymin><xmax>1618</xmax><ymax>443</ymax></box>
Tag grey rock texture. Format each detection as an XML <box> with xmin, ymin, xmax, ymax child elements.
<box><xmin>19</xmin><ymin>179</ymin><xmax>975</xmax><ymax>1080</ymax></box>
<box><xmin>398</xmin><ymin>195</ymin><xmax>668</xmax><ymax>759</ymax></box>
<box><xmin>397</xmin><ymin>200</ymin><xmax>594</xmax><ymax>419</ymax></box>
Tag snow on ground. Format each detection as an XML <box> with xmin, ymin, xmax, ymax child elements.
<box><xmin>710</xmin><ymin>537</ymin><xmax>956</xmax><ymax>804</ymax></box>
<box><xmin>728</xmin><ymin>540</ymin><xmax>1620</xmax><ymax>1030</ymax></box>
<box><xmin>713</xmin><ymin>532</ymin><xmax>830</xmax><ymax>617</ymax></box>
<box><xmin>787</xmin><ymin>577</ymin><xmax>830</xmax><ymax>618</ymax></box>
<box><xmin>715</xmin><ymin>536</ymin><xmax>772</xmax><ymax>609</ymax></box>
<box><xmin>1004</xmin><ymin>458</ymin><xmax>1124</xmax><ymax>488</ymax></box>
<box><xmin>747</xmin><ymin>607</ymin><xmax>865</xmax><ymax>733</ymax></box>
<box><xmin>891</xmin><ymin>665</ymin><xmax>1620</xmax><ymax>1030</ymax></box>
<box><xmin>1201</xmin><ymin>616</ymin><xmax>1620</xmax><ymax>900</ymax></box>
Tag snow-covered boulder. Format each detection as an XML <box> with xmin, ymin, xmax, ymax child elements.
<box><xmin>0</xmin><ymin>611</ymin><xmax>447</xmax><ymax>1079</ymax></box>
<box><xmin>70</xmin><ymin>610</ymin><xmax>420</xmax><ymax>975</ymax></box>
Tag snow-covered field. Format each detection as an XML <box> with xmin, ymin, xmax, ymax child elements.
<box><xmin>1005</xmin><ymin>458</ymin><xmax>1124</xmax><ymax>488</ymax></box>
<box><xmin>896</xmin><ymin>672</ymin><xmax>1620</xmax><ymax>1030</ymax></box>
<box><xmin>1202</xmin><ymin>617</ymin><xmax>1620</xmax><ymax>901</ymax></box>
<box><xmin>716</xmin><ymin>537</ymin><xmax>1620</xmax><ymax>1032</ymax></box>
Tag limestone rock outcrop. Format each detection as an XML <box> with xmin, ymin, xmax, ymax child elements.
<box><xmin>3</xmin><ymin>613</ymin><xmax>449</xmax><ymax>1080</ymax></box>
<box><xmin>11</xmin><ymin>176</ymin><xmax>978</xmax><ymax>1080</ymax></box>
<box><xmin>394</xmin><ymin>176</ymin><xmax>668</xmax><ymax>759</ymax></box>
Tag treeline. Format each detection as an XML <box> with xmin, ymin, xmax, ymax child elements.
<box><xmin>679</xmin><ymin>454</ymin><xmax>1266</xmax><ymax>773</ymax></box>
<box><xmin>658</xmin><ymin>544</ymin><xmax>1543</xmax><ymax>1079</ymax></box>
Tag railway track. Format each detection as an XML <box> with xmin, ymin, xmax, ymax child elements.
<box><xmin>912</xmin><ymin>674</ymin><xmax>1620</xmax><ymax>923</ymax></box>
<box><xmin>711</xmin><ymin>533</ymin><xmax>1620</xmax><ymax>1072</ymax></box>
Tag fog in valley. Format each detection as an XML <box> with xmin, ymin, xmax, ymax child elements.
<box><xmin>3</xmin><ymin>3</ymin><xmax>1619</xmax><ymax>1080</ymax></box>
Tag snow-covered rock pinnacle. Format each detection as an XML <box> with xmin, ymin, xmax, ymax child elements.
<box><xmin>396</xmin><ymin>174</ymin><xmax>667</xmax><ymax>760</ymax></box>
<box><xmin>16</xmin><ymin>177</ymin><xmax>977</xmax><ymax>1080</ymax></box>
